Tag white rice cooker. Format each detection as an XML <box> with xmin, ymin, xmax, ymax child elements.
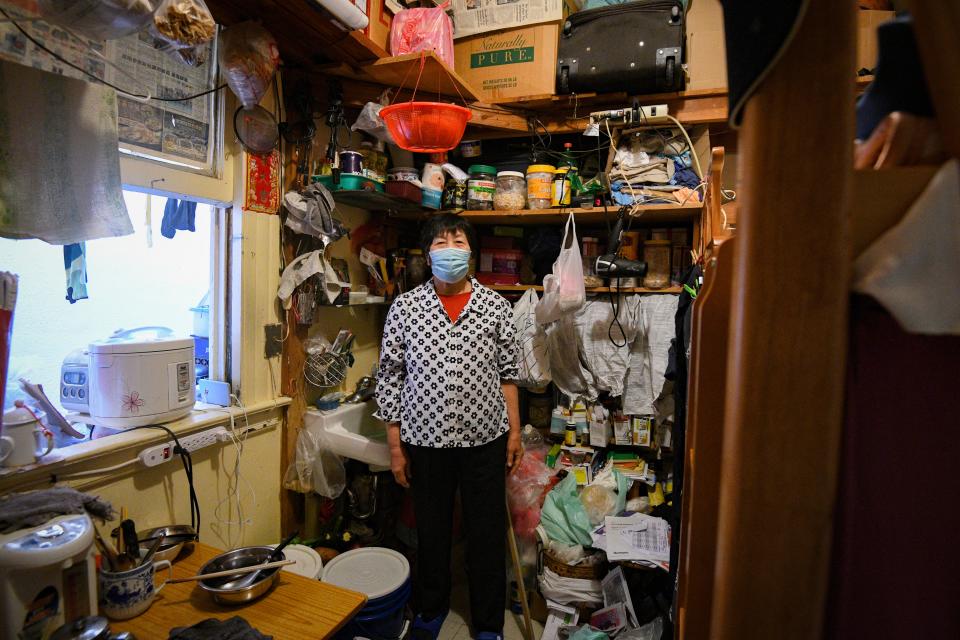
<box><xmin>0</xmin><ymin>514</ymin><xmax>98</xmax><ymax>640</ymax></box>
<box><xmin>61</xmin><ymin>327</ymin><xmax>195</xmax><ymax>429</ymax></box>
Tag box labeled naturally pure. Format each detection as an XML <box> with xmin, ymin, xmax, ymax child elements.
<box><xmin>455</xmin><ymin>23</ymin><xmax>560</xmax><ymax>103</ymax></box>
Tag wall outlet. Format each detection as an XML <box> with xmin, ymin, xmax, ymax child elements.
<box><xmin>139</xmin><ymin>426</ymin><xmax>229</xmax><ymax>467</ymax></box>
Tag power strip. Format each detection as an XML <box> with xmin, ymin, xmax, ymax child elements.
<box><xmin>139</xmin><ymin>426</ymin><xmax>229</xmax><ymax>467</ymax></box>
<box><xmin>137</xmin><ymin>418</ymin><xmax>280</xmax><ymax>468</ymax></box>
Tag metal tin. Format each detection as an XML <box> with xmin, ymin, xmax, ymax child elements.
<box><xmin>339</xmin><ymin>150</ymin><xmax>363</xmax><ymax>175</ymax></box>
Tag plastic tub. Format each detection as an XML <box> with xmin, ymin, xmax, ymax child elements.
<box><xmin>323</xmin><ymin>547</ymin><xmax>412</xmax><ymax>640</ymax></box>
<box><xmin>526</xmin><ymin>164</ymin><xmax>555</xmax><ymax>209</ymax></box>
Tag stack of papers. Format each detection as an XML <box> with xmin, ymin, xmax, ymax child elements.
<box><xmin>591</xmin><ymin>513</ymin><xmax>671</xmax><ymax>571</ymax></box>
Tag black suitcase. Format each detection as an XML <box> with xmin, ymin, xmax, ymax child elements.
<box><xmin>556</xmin><ymin>0</ymin><xmax>685</xmax><ymax>95</ymax></box>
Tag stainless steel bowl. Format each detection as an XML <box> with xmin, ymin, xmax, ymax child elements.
<box><xmin>136</xmin><ymin>524</ymin><xmax>197</xmax><ymax>563</ymax></box>
<box><xmin>197</xmin><ymin>546</ymin><xmax>284</xmax><ymax>605</ymax></box>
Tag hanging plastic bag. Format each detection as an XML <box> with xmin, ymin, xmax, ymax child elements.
<box><xmin>38</xmin><ymin>0</ymin><xmax>158</xmax><ymax>41</ymax></box>
<box><xmin>282</xmin><ymin>428</ymin><xmax>346</xmax><ymax>499</ymax></box>
<box><xmin>537</xmin><ymin>213</ymin><xmax>586</xmax><ymax>326</ymax></box>
<box><xmin>150</xmin><ymin>0</ymin><xmax>216</xmax><ymax>51</ymax></box>
<box><xmin>351</xmin><ymin>102</ymin><xmax>396</xmax><ymax>145</ymax></box>
<box><xmin>389</xmin><ymin>4</ymin><xmax>455</xmax><ymax>68</ymax></box>
<box><xmin>513</xmin><ymin>289</ymin><xmax>552</xmax><ymax>387</ymax></box>
<box><xmin>540</xmin><ymin>473</ymin><xmax>594</xmax><ymax>547</ymax></box>
<box><xmin>218</xmin><ymin>21</ymin><xmax>280</xmax><ymax>109</ymax></box>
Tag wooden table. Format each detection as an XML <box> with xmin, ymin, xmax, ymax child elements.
<box><xmin>110</xmin><ymin>543</ymin><xmax>367</xmax><ymax>639</ymax></box>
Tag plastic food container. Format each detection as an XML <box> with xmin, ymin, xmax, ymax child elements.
<box><xmin>552</xmin><ymin>167</ymin><xmax>573</xmax><ymax>207</ymax></box>
<box><xmin>467</xmin><ymin>164</ymin><xmax>497</xmax><ymax>210</ymax></box>
<box><xmin>526</xmin><ymin>164</ymin><xmax>555</xmax><ymax>209</ymax></box>
<box><xmin>642</xmin><ymin>239</ymin><xmax>671</xmax><ymax>289</ymax></box>
<box><xmin>387</xmin><ymin>167</ymin><xmax>419</xmax><ymax>182</ymax></box>
<box><xmin>494</xmin><ymin>171</ymin><xmax>526</xmax><ymax>210</ymax></box>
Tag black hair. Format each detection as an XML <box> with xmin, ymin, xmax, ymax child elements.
<box><xmin>419</xmin><ymin>213</ymin><xmax>477</xmax><ymax>257</ymax></box>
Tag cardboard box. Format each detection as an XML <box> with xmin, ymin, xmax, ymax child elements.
<box><xmin>857</xmin><ymin>9</ymin><xmax>896</xmax><ymax>72</ymax></box>
<box><xmin>363</xmin><ymin>0</ymin><xmax>394</xmax><ymax>54</ymax></box>
<box><xmin>685</xmin><ymin>0</ymin><xmax>727</xmax><ymax>90</ymax></box>
<box><xmin>451</xmin><ymin>0</ymin><xmax>580</xmax><ymax>39</ymax></box>
<box><xmin>454</xmin><ymin>22</ymin><xmax>561</xmax><ymax>103</ymax></box>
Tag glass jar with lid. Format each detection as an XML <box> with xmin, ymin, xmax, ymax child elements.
<box><xmin>494</xmin><ymin>171</ymin><xmax>526</xmax><ymax>210</ymax></box>
<box><xmin>467</xmin><ymin>164</ymin><xmax>497</xmax><ymax>210</ymax></box>
<box><xmin>526</xmin><ymin>164</ymin><xmax>555</xmax><ymax>209</ymax></box>
<box><xmin>642</xmin><ymin>239</ymin><xmax>671</xmax><ymax>289</ymax></box>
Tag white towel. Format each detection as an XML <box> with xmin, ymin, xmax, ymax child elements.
<box><xmin>0</xmin><ymin>60</ymin><xmax>132</xmax><ymax>244</ymax></box>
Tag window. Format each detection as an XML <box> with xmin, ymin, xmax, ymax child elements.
<box><xmin>2</xmin><ymin>190</ymin><xmax>220</xmax><ymax>445</ymax></box>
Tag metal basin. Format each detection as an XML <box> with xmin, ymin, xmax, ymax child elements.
<box><xmin>197</xmin><ymin>546</ymin><xmax>284</xmax><ymax>605</ymax></box>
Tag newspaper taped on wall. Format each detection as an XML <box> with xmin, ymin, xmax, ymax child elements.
<box><xmin>0</xmin><ymin>2</ymin><xmax>219</xmax><ymax>173</ymax></box>
<box><xmin>451</xmin><ymin>0</ymin><xmax>580</xmax><ymax>39</ymax></box>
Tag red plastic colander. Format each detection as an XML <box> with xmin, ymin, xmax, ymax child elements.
<box><xmin>380</xmin><ymin>102</ymin><xmax>472</xmax><ymax>153</ymax></box>
<box><xmin>379</xmin><ymin>53</ymin><xmax>473</xmax><ymax>153</ymax></box>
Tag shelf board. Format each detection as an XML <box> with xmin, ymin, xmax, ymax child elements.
<box><xmin>390</xmin><ymin>204</ymin><xmax>701</xmax><ymax>225</ymax></box>
<box><xmin>489</xmin><ymin>284</ymin><xmax>682</xmax><ymax>294</ymax></box>
<box><xmin>331</xmin><ymin>190</ymin><xmax>428</xmax><ymax>213</ymax></box>
<box><xmin>363</xmin><ymin>52</ymin><xmax>482</xmax><ymax>103</ymax></box>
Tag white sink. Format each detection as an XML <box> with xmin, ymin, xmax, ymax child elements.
<box><xmin>303</xmin><ymin>402</ymin><xmax>390</xmax><ymax>468</ymax></box>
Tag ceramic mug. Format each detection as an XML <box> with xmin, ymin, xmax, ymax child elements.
<box><xmin>99</xmin><ymin>560</ymin><xmax>172</xmax><ymax>620</ymax></box>
<box><xmin>0</xmin><ymin>414</ymin><xmax>54</xmax><ymax>467</ymax></box>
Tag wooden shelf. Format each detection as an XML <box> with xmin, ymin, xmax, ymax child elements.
<box><xmin>331</xmin><ymin>189</ymin><xmax>428</xmax><ymax>213</ymax></box>
<box><xmin>206</xmin><ymin>0</ymin><xmax>386</xmax><ymax>69</ymax></box>
<box><xmin>362</xmin><ymin>52</ymin><xmax>482</xmax><ymax>103</ymax></box>
<box><xmin>489</xmin><ymin>284</ymin><xmax>682</xmax><ymax>294</ymax></box>
<box><xmin>390</xmin><ymin>203</ymin><xmax>702</xmax><ymax>225</ymax></box>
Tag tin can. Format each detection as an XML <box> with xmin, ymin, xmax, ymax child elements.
<box><xmin>339</xmin><ymin>150</ymin><xmax>363</xmax><ymax>175</ymax></box>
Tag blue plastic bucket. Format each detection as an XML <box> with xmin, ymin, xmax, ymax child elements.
<box><xmin>323</xmin><ymin>548</ymin><xmax>412</xmax><ymax>640</ymax></box>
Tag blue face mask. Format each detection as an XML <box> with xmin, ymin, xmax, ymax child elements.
<box><xmin>429</xmin><ymin>248</ymin><xmax>471</xmax><ymax>283</ymax></box>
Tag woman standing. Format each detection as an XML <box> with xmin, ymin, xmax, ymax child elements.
<box><xmin>376</xmin><ymin>213</ymin><xmax>522</xmax><ymax>640</ymax></box>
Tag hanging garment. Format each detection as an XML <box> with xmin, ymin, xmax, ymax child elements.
<box><xmin>512</xmin><ymin>289</ymin><xmax>551</xmax><ymax>388</ymax></box>
<box><xmin>63</xmin><ymin>243</ymin><xmax>88</xmax><ymax>304</ymax></box>
<box><xmin>545</xmin><ymin>313</ymin><xmax>595</xmax><ymax>403</ymax></box>
<box><xmin>573</xmin><ymin>296</ymin><xmax>640</xmax><ymax>398</ymax></box>
<box><xmin>160</xmin><ymin>198</ymin><xmax>197</xmax><ymax>239</ymax></box>
<box><xmin>853</xmin><ymin>160</ymin><xmax>960</xmax><ymax>335</ymax></box>
<box><xmin>622</xmin><ymin>295</ymin><xmax>679</xmax><ymax>415</ymax></box>
<box><xmin>0</xmin><ymin>60</ymin><xmax>132</xmax><ymax>244</ymax></box>
<box><xmin>277</xmin><ymin>250</ymin><xmax>343</xmax><ymax>309</ymax></box>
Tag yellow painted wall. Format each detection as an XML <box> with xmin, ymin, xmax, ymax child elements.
<box><xmin>68</xmin><ymin>422</ymin><xmax>282</xmax><ymax>548</ymax></box>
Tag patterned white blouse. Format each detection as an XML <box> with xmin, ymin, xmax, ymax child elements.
<box><xmin>375</xmin><ymin>278</ymin><xmax>520</xmax><ymax>448</ymax></box>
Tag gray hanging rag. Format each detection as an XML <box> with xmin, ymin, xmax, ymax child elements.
<box><xmin>169</xmin><ymin>617</ymin><xmax>273</xmax><ymax>640</ymax></box>
<box><xmin>0</xmin><ymin>487</ymin><xmax>113</xmax><ymax>534</ymax></box>
<box><xmin>0</xmin><ymin>59</ymin><xmax>132</xmax><ymax>244</ymax></box>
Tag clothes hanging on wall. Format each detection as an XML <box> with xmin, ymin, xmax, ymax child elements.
<box><xmin>63</xmin><ymin>242</ymin><xmax>88</xmax><ymax>304</ymax></box>
<box><xmin>160</xmin><ymin>198</ymin><xmax>197</xmax><ymax>239</ymax></box>
<box><xmin>622</xmin><ymin>295</ymin><xmax>679</xmax><ymax>416</ymax></box>
<box><xmin>0</xmin><ymin>60</ymin><xmax>132</xmax><ymax>244</ymax></box>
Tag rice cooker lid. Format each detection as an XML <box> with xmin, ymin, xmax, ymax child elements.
<box><xmin>321</xmin><ymin>547</ymin><xmax>409</xmax><ymax>599</ymax></box>
<box><xmin>49</xmin><ymin>616</ymin><xmax>110</xmax><ymax>640</ymax></box>
<box><xmin>90</xmin><ymin>331</ymin><xmax>193</xmax><ymax>355</ymax></box>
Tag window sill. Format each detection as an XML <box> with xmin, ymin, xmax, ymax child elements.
<box><xmin>0</xmin><ymin>397</ymin><xmax>291</xmax><ymax>489</ymax></box>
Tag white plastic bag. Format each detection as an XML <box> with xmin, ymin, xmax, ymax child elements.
<box><xmin>513</xmin><ymin>289</ymin><xmax>551</xmax><ymax>387</ymax></box>
<box><xmin>282</xmin><ymin>428</ymin><xmax>346</xmax><ymax>499</ymax></box>
<box><xmin>537</xmin><ymin>213</ymin><xmax>586</xmax><ymax>326</ymax></box>
<box><xmin>351</xmin><ymin>102</ymin><xmax>396</xmax><ymax>145</ymax></box>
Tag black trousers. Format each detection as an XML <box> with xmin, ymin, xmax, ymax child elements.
<box><xmin>408</xmin><ymin>433</ymin><xmax>507</xmax><ymax>633</ymax></box>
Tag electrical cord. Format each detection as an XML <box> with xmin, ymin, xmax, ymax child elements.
<box><xmin>0</xmin><ymin>6</ymin><xmax>226</xmax><ymax>103</ymax></box>
<box><xmin>128</xmin><ymin>424</ymin><xmax>201</xmax><ymax>537</ymax></box>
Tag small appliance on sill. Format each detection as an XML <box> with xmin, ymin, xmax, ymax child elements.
<box><xmin>0</xmin><ymin>514</ymin><xmax>98</xmax><ymax>640</ymax></box>
<box><xmin>61</xmin><ymin>327</ymin><xmax>196</xmax><ymax>429</ymax></box>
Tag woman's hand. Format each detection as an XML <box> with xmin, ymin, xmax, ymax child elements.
<box><xmin>506</xmin><ymin>430</ymin><xmax>523</xmax><ymax>474</ymax></box>
<box><xmin>391</xmin><ymin>444</ymin><xmax>412</xmax><ymax>488</ymax></box>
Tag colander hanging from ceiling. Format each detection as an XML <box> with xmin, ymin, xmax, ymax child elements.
<box><xmin>378</xmin><ymin>52</ymin><xmax>472</xmax><ymax>153</ymax></box>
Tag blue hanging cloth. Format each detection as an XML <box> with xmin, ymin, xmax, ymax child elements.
<box><xmin>160</xmin><ymin>198</ymin><xmax>197</xmax><ymax>239</ymax></box>
<box><xmin>63</xmin><ymin>242</ymin><xmax>88</xmax><ymax>304</ymax></box>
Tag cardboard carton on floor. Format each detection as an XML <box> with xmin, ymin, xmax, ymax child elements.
<box><xmin>454</xmin><ymin>22</ymin><xmax>561</xmax><ymax>103</ymax></box>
